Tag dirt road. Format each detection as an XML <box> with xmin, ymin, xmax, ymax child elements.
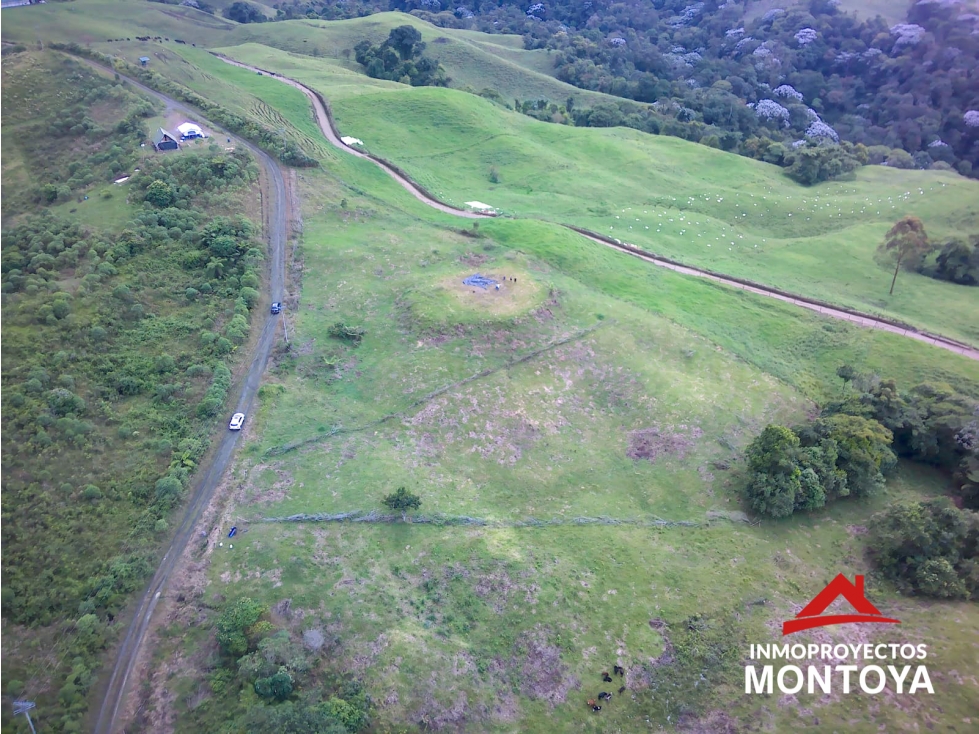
<box><xmin>217</xmin><ymin>56</ymin><xmax>977</xmax><ymax>361</ymax></box>
<box><xmin>89</xmin><ymin>69</ymin><xmax>287</xmax><ymax>734</ymax></box>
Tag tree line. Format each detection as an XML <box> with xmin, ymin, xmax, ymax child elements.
<box><xmin>742</xmin><ymin>370</ymin><xmax>978</xmax><ymax>600</ymax></box>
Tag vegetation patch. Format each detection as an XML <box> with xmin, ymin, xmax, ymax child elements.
<box><xmin>1</xmin><ymin>50</ymin><xmax>266</xmax><ymax>730</ymax></box>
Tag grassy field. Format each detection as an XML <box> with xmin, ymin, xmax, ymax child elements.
<box><xmin>157</xmin><ymin>46</ymin><xmax>979</xmax><ymax>399</ymax></box>
<box><xmin>208</xmin><ymin>59</ymin><xmax>978</xmax><ymax>345</ymax></box>
<box><xmin>1</xmin><ymin>3</ymin><xmax>621</xmax><ymax>107</ymax></box>
<box><xmin>5</xmin><ymin>5</ymin><xmax>979</xmax><ymax>733</ymax></box>
<box><xmin>142</xmin><ymin>166</ymin><xmax>979</xmax><ymax>734</ymax></box>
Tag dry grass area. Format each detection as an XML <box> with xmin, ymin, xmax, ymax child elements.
<box><xmin>438</xmin><ymin>266</ymin><xmax>543</xmax><ymax>319</ymax></box>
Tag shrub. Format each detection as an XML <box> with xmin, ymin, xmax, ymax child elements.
<box><xmin>154</xmin><ymin>476</ymin><xmax>183</xmax><ymax>505</ymax></box>
<box><xmin>82</xmin><ymin>485</ymin><xmax>102</xmax><ymax>501</ymax></box>
<box><xmin>217</xmin><ymin>597</ymin><xmax>267</xmax><ymax>657</ymax></box>
<box><xmin>239</xmin><ymin>286</ymin><xmax>259</xmax><ymax>309</ymax></box>
<box><xmin>144</xmin><ymin>179</ymin><xmax>175</xmax><ymax>208</ymax></box>
<box><xmin>870</xmin><ymin>498</ymin><xmax>978</xmax><ymax>600</ymax></box>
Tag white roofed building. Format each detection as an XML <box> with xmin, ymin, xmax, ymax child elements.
<box><xmin>177</xmin><ymin>122</ymin><xmax>204</xmax><ymax>139</ymax></box>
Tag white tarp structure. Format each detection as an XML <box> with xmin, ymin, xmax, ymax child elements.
<box><xmin>177</xmin><ymin>122</ymin><xmax>204</xmax><ymax>138</ymax></box>
<box><xmin>341</xmin><ymin>136</ymin><xmax>364</xmax><ymax>146</ymax></box>
<box><xmin>465</xmin><ymin>201</ymin><xmax>496</xmax><ymax>212</ymax></box>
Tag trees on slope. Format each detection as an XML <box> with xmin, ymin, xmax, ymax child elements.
<box><xmin>354</xmin><ymin>25</ymin><xmax>449</xmax><ymax>87</ymax></box>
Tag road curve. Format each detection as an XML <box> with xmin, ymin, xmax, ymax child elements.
<box><xmin>217</xmin><ymin>56</ymin><xmax>978</xmax><ymax>361</ymax></box>
<box><xmin>90</xmin><ymin>69</ymin><xmax>287</xmax><ymax>734</ymax></box>
<box><xmin>220</xmin><ymin>57</ymin><xmax>486</xmax><ymax>219</ymax></box>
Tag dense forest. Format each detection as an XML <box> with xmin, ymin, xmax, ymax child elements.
<box><xmin>260</xmin><ymin>0</ymin><xmax>979</xmax><ymax>181</ymax></box>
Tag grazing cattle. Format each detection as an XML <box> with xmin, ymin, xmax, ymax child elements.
<box><xmin>618</xmin><ymin>686</ymin><xmax>626</xmax><ymax>694</ymax></box>
<box><xmin>602</xmin><ymin>672</ymin><xmax>612</xmax><ymax>682</ymax></box>
<box><xmin>613</xmin><ymin>665</ymin><xmax>624</xmax><ymax>676</ymax></box>
<box><xmin>591</xmin><ymin>705</ymin><xmax>602</xmax><ymax>712</ymax></box>
<box><xmin>598</xmin><ymin>692</ymin><xmax>611</xmax><ymax>701</ymax></box>
<box><xmin>587</xmin><ymin>699</ymin><xmax>596</xmax><ymax>707</ymax></box>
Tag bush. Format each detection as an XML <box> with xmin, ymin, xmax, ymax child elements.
<box><xmin>870</xmin><ymin>498</ymin><xmax>978</xmax><ymax>600</ymax></box>
<box><xmin>144</xmin><ymin>180</ymin><xmax>175</xmax><ymax>208</ymax></box>
<box><xmin>217</xmin><ymin>597</ymin><xmax>267</xmax><ymax>657</ymax></box>
<box><xmin>254</xmin><ymin>667</ymin><xmax>294</xmax><ymax>701</ymax></box>
<box><xmin>82</xmin><ymin>485</ymin><xmax>102</xmax><ymax>501</ymax></box>
<box><xmin>239</xmin><ymin>286</ymin><xmax>259</xmax><ymax>309</ymax></box>
<box><xmin>327</xmin><ymin>322</ymin><xmax>365</xmax><ymax>344</ymax></box>
<box><xmin>154</xmin><ymin>476</ymin><xmax>183</xmax><ymax>506</ymax></box>
<box><xmin>743</xmin><ymin>414</ymin><xmax>893</xmax><ymax>518</ymax></box>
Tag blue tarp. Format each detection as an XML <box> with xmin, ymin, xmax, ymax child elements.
<box><xmin>463</xmin><ymin>273</ymin><xmax>496</xmax><ymax>288</ymax></box>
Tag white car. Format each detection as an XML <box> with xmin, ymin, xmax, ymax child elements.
<box><xmin>229</xmin><ymin>412</ymin><xmax>245</xmax><ymax>431</ymax></box>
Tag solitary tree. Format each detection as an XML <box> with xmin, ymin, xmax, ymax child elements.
<box><xmin>879</xmin><ymin>216</ymin><xmax>931</xmax><ymax>295</ymax></box>
<box><xmin>382</xmin><ymin>487</ymin><xmax>421</xmax><ymax>521</ymax></box>
<box><xmin>836</xmin><ymin>364</ymin><xmax>856</xmax><ymax>395</ymax></box>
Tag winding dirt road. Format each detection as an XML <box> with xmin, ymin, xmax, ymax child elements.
<box><xmin>89</xmin><ymin>69</ymin><xmax>287</xmax><ymax>734</ymax></box>
<box><xmin>218</xmin><ymin>56</ymin><xmax>978</xmax><ymax>361</ymax></box>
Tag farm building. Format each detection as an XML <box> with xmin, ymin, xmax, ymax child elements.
<box><xmin>139</xmin><ymin>56</ymin><xmax>150</xmax><ymax>66</ymax></box>
<box><xmin>177</xmin><ymin>122</ymin><xmax>204</xmax><ymax>139</ymax></box>
<box><xmin>152</xmin><ymin>128</ymin><xmax>179</xmax><ymax>151</ymax></box>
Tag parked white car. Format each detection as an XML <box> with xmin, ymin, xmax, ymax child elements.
<box><xmin>229</xmin><ymin>412</ymin><xmax>245</xmax><ymax>431</ymax></box>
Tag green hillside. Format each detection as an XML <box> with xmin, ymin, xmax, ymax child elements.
<box><xmin>0</xmin><ymin>4</ymin><xmax>614</xmax><ymax>107</ymax></box>
<box><xmin>206</xmin><ymin>49</ymin><xmax>979</xmax><ymax>344</ymax></box>
<box><xmin>4</xmin><ymin>4</ymin><xmax>979</xmax><ymax>734</ymax></box>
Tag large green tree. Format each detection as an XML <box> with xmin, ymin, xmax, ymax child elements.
<box><xmin>743</xmin><ymin>425</ymin><xmax>802</xmax><ymax>518</ymax></box>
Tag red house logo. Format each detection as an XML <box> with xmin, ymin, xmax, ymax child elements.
<box><xmin>783</xmin><ymin>574</ymin><xmax>901</xmax><ymax>636</ymax></box>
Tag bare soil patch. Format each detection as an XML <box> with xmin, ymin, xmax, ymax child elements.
<box><xmin>627</xmin><ymin>424</ymin><xmax>704</xmax><ymax>463</ymax></box>
<box><xmin>510</xmin><ymin>625</ymin><xmax>580</xmax><ymax>705</ymax></box>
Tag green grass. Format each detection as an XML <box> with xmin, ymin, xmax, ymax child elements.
<box><xmin>243</xmin><ymin>78</ymin><xmax>977</xmax><ymax>345</ymax></box>
<box><xmin>1</xmin><ymin>2</ymin><xmax>621</xmax><ymax>107</ymax></box>
<box><xmin>6</xmin><ymin>6</ymin><xmax>979</xmax><ymax>733</ymax></box>
<box><xmin>221</xmin><ymin>12</ymin><xmax>616</xmax><ymax>105</ymax></box>
<box><xmin>156</xmin><ymin>164</ymin><xmax>977</xmax><ymax>730</ymax></box>
<box><xmin>48</xmin><ymin>183</ymin><xmax>136</xmax><ymax>229</ymax></box>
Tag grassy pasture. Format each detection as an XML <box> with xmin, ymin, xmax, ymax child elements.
<box><xmin>174</xmin><ymin>39</ymin><xmax>979</xmax><ymax>345</ymax></box>
<box><xmin>221</xmin><ymin>12</ymin><xmax>615</xmax><ymax>106</ymax></box>
<box><xmin>238</xmin><ymin>77</ymin><xmax>977</xmax><ymax>345</ymax></box>
<box><xmin>0</xmin><ymin>0</ymin><xmax>239</xmax><ymax>46</ymax></box>
<box><xmin>135</xmin><ymin>166</ymin><xmax>979</xmax><ymax>733</ymax></box>
<box><xmin>170</xmin><ymin>45</ymin><xmax>979</xmax><ymax>399</ymax></box>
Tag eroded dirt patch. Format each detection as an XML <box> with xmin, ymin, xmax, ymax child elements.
<box><xmin>627</xmin><ymin>424</ymin><xmax>704</xmax><ymax>463</ymax></box>
<box><xmin>510</xmin><ymin>625</ymin><xmax>580</xmax><ymax>705</ymax></box>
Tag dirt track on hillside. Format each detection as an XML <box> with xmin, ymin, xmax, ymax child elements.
<box><xmin>85</xmin><ymin>64</ymin><xmax>288</xmax><ymax>734</ymax></box>
<box><xmin>216</xmin><ymin>55</ymin><xmax>978</xmax><ymax>361</ymax></box>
